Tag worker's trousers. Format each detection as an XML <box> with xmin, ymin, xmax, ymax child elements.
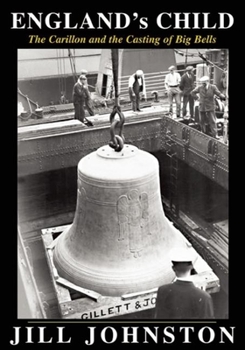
<box><xmin>199</xmin><ymin>110</ymin><xmax>217</xmax><ymax>138</ymax></box>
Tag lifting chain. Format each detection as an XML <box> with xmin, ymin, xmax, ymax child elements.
<box><xmin>108</xmin><ymin>49</ymin><xmax>125</xmax><ymax>152</ymax></box>
<box><xmin>109</xmin><ymin>105</ymin><xmax>125</xmax><ymax>152</ymax></box>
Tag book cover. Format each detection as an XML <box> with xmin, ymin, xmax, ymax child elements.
<box><xmin>8</xmin><ymin>7</ymin><xmax>237</xmax><ymax>348</ymax></box>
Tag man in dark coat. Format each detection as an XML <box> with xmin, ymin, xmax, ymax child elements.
<box><xmin>72</xmin><ymin>74</ymin><xmax>94</xmax><ymax>123</ymax></box>
<box><xmin>179</xmin><ymin>66</ymin><xmax>195</xmax><ymax>119</ymax></box>
<box><xmin>154</xmin><ymin>247</ymin><xmax>214</xmax><ymax>319</ymax></box>
<box><xmin>191</xmin><ymin>75</ymin><xmax>226</xmax><ymax>138</ymax></box>
<box><xmin>79</xmin><ymin>69</ymin><xmax>95</xmax><ymax>116</ymax></box>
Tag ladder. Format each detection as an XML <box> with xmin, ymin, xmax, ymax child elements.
<box><xmin>166</xmin><ymin>134</ymin><xmax>179</xmax><ymax>217</ymax></box>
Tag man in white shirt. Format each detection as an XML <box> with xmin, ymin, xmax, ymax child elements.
<box><xmin>165</xmin><ymin>65</ymin><xmax>181</xmax><ymax>117</ymax></box>
<box><xmin>128</xmin><ymin>70</ymin><xmax>146</xmax><ymax>112</ymax></box>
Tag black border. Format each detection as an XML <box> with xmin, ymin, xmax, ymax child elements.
<box><xmin>9</xmin><ymin>6</ymin><xmax>238</xmax><ymax>349</ymax></box>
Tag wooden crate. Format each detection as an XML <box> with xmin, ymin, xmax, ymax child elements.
<box><xmin>41</xmin><ymin>225</ymin><xmax>220</xmax><ymax>320</ymax></box>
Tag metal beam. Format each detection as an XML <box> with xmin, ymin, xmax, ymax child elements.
<box><xmin>161</xmin><ymin>116</ymin><xmax>228</xmax><ymax>190</ymax></box>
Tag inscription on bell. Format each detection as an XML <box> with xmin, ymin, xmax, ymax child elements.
<box><xmin>117</xmin><ymin>190</ymin><xmax>150</xmax><ymax>258</ymax></box>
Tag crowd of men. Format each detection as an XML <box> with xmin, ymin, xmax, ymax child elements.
<box><xmin>165</xmin><ymin>65</ymin><xmax>226</xmax><ymax>139</ymax></box>
<box><xmin>72</xmin><ymin>65</ymin><xmax>227</xmax><ymax>140</ymax></box>
<box><xmin>127</xmin><ymin>65</ymin><xmax>227</xmax><ymax>140</ymax></box>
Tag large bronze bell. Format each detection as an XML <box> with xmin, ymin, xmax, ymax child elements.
<box><xmin>53</xmin><ymin>144</ymin><xmax>191</xmax><ymax>296</ymax></box>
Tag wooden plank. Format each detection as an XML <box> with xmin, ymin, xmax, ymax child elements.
<box><xmin>42</xmin><ymin>233</ymin><xmax>71</xmax><ymax>304</ymax></box>
<box><xmin>121</xmin><ymin>288</ymin><xmax>158</xmax><ymax>300</ymax></box>
<box><xmin>59</xmin><ymin>292</ymin><xmax>158</xmax><ymax>319</ymax></box>
<box><xmin>211</xmin><ymin>232</ymin><xmax>228</xmax><ymax>253</ymax></box>
<box><xmin>213</xmin><ymin>220</ymin><xmax>228</xmax><ymax>237</ymax></box>
<box><xmin>214</xmin><ymin>230</ymin><xmax>229</xmax><ymax>244</ymax></box>
<box><xmin>188</xmin><ymin>271</ymin><xmax>220</xmax><ymax>293</ymax></box>
<box><xmin>18</xmin><ymin>112</ymin><xmax>74</xmax><ymax>127</ymax></box>
<box><xmin>56</xmin><ymin>277</ymin><xmax>101</xmax><ymax>301</ymax></box>
<box><xmin>190</xmin><ymin>230</ymin><xmax>208</xmax><ymax>243</ymax></box>
<box><xmin>207</xmin><ymin>240</ymin><xmax>229</xmax><ymax>260</ymax></box>
<box><xmin>18</xmin><ymin>120</ymin><xmax>83</xmax><ymax>140</ymax></box>
<box><xmin>179</xmin><ymin>212</ymin><xmax>199</xmax><ymax>230</ymax></box>
<box><xmin>213</xmin><ymin>227</ymin><xmax>229</xmax><ymax>244</ymax></box>
<box><xmin>42</xmin><ymin>225</ymin><xmax>71</xmax><ymax>237</ymax></box>
<box><xmin>18</xmin><ymin>119</ymin><xmax>81</xmax><ymax>133</ymax></box>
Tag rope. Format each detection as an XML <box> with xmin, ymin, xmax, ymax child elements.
<box><xmin>184</xmin><ymin>48</ymin><xmax>188</xmax><ymax>68</ymax></box>
<box><xmin>175</xmin><ymin>49</ymin><xmax>227</xmax><ymax>74</ymax></box>
<box><xmin>62</xmin><ymin>49</ymin><xmax>66</xmax><ymax>97</ymax></box>
<box><xmin>68</xmin><ymin>49</ymin><xmax>77</xmax><ymax>84</ymax></box>
<box><xmin>56</xmin><ymin>49</ymin><xmax>62</xmax><ymax>95</ymax></box>
<box><xmin>196</xmin><ymin>50</ymin><xmax>227</xmax><ymax>74</ymax></box>
<box><xmin>111</xmin><ymin>49</ymin><xmax>119</xmax><ymax>106</ymax></box>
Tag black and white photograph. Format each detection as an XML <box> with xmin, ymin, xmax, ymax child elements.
<box><xmin>17</xmin><ymin>47</ymin><xmax>229</xmax><ymax>322</ymax></box>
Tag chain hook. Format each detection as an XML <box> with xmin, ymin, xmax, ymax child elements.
<box><xmin>109</xmin><ymin>105</ymin><xmax>125</xmax><ymax>152</ymax></box>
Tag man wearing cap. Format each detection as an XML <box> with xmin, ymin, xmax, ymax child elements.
<box><xmin>80</xmin><ymin>69</ymin><xmax>88</xmax><ymax>76</ymax></box>
<box><xmin>154</xmin><ymin>247</ymin><xmax>214</xmax><ymax>319</ymax></box>
<box><xmin>165</xmin><ymin>66</ymin><xmax>181</xmax><ymax>117</ymax></box>
<box><xmin>128</xmin><ymin>69</ymin><xmax>146</xmax><ymax>112</ymax></box>
<box><xmin>179</xmin><ymin>66</ymin><xmax>195</xmax><ymax>119</ymax></box>
<box><xmin>191</xmin><ymin>75</ymin><xmax>226</xmax><ymax>138</ymax></box>
<box><xmin>72</xmin><ymin>74</ymin><xmax>95</xmax><ymax>123</ymax></box>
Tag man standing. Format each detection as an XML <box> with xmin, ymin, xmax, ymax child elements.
<box><xmin>165</xmin><ymin>65</ymin><xmax>181</xmax><ymax>118</ymax></box>
<box><xmin>79</xmin><ymin>69</ymin><xmax>95</xmax><ymax>116</ymax></box>
<box><xmin>154</xmin><ymin>247</ymin><xmax>214</xmax><ymax>319</ymax></box>
<box><xmin>179</xmin><ymin>66</ymin><xmax>195</xmax><ymax>119</ymax></box>
<box><xmin>128</xmin><ymin>70</ymin><xmax>146</xmax><ymax>112</ymax></box>
<box><xmin>72</xmin><ymin>74</ymin><xmax>95</xmax><ymax>123</ymax></box>
<box><xmin>191</xmin><ymin>76</ymin><xmax>226</xmax><ymax>138</ymax></box>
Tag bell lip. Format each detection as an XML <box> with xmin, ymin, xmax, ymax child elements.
<box><xmin>53</xmin><ymin>249</ymin><xmax>175</xmax><ymax>297</ymax></box>
<box><xmin>53</xmin><ymin>233</ymin><xmax>176</xmax><ymax>297</ymax></box>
